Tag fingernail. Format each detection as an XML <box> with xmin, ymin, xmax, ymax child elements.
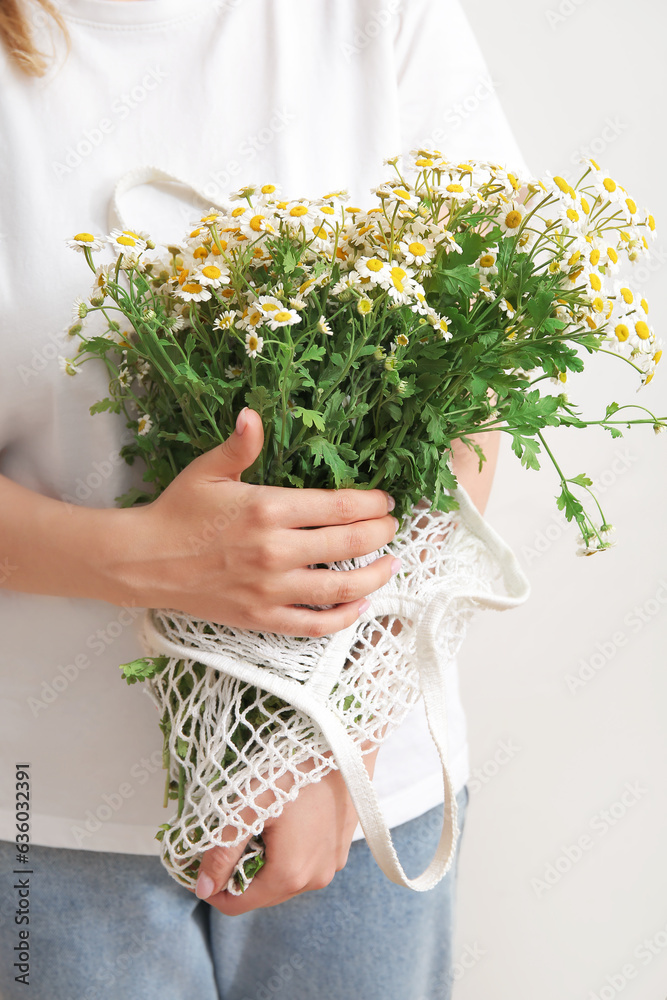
<box><xmin>390</xmin><ymin>558</ymin><xmax>402</xmax><ymax>576</ymax></box>
<box><xmin>383</xmin><ymin>492</ymin><xmax>396</xmax><ymax>512</ymax></box>
<box><xmin>195</xmin><ymin>871</ymin><xmax>215</xmax><ymax>900</ymax></box>
<box><xmin>391</xmin><ymin>516</ymin><xmax>399</xmax><ymax>531</ymax></box>
<box><xmin>235</xmin><ymin>407</ymin><xmax>248</xmax><ymax>435</ymax></box>
<box><xmin>358</xmin><ymin>599</ymin><xmax>370</xmax><ymax>616</ymax></box>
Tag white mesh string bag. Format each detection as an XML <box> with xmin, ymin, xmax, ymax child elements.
<box><xmin>137</xmin><ymin>484</ymin><xmax>530</xmax><ymax>895</ymax></box>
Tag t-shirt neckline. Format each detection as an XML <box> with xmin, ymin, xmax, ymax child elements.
<box><xmin>56</xmin><ymin>0</ymin><xmax>216</xmax><ymax>28</ymax></box>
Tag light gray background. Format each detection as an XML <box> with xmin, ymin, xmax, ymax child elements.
<box><xmin>452</xmin><ymin>3</ymin><xmax>667</xmax><ymax>998</ymax></box>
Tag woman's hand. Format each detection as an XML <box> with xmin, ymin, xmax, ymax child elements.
<box><xmin>0</xmin><ymin>408</ymin><xmax>400</xmax><ymax>638</ymax></box>
<box><xmin>192</xmin><ymin>744</ymin><xmax>379</xmax><ymax>914</ymax></box>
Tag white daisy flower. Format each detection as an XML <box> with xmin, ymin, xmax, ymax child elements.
<box><xmin>225</xmin><ymin>364</ymin><xmax>244</xmax><ymax>379</ymax></box>
<box><xmin>196</xmin><ymin>262</ymin><xmax>230</xmax><ymax>287</ymax></box>
<box><xmin>476</xmin><ymin>250</ymin><xmax>498</xmax><ymax>277</ymax></box>
<box><xmin>384</xmin><ymin>265</ymin><xmax>416</xmax><ymax>304</ymax></box>
<box><xmin>317</xmin><ymin>316</ymin><xmax>333</xmax><ymax>336</ymax></box>
<box><xmin>58</xmin><ymin>356</ymin><xmax>81</xmax><ymax>376</ymax></box>
<box><xmin>213</xmin><ymin>310</ymin><xmax>236</xmax><ymax>331</ymax></box>
<box><xmin>107</xmin><ymin>228</ymin><xmax>148</xmax><ymax>254</ymax></box>
<box><xmin>245</xmin><ymin>332</ymin><xmax>264</xmax><ymax>358</ymax></box>
<box><xmin>266</xmin><ymin>308</ymin><xmax>302</xmax><ymax>331</ymax></box>
<box><xmin>137</xmin><ymin>415</ymin><xmax>153</xmax><ymax>436</ymax></box>
<box><xmin>66</xmin><ymin>232</ymin><xmax>104</xmax><ymax>253</ymax></box>
<box><xmin>357</xmin><ymin>296</ymin><xmax>373</xmax><ymax>316</ymax></box>
<box><xmin>72</xmin><ymin>296</ymin><xmax>89</xmax><ymax>320</ymax></box>
<box><xmin>289</xmin><ymin>296</ymin><xmax>308</xmax><ymax>310</ymax></box>
<box><xmin>498</xmin><ymin>202</ymin><xmax>526</xmax><ymax>236</ymax></box>
<box><xmin>176</xmin><ymin>280</ymin><xmax>212</xmax><ymax>303</ymax></box>
<box><xmin>398</xmin><ymin>237</ymin><xmax>435</xmax><ymax>266</ymax></box>
<box><xmin>354</xmin><ymin>256</ymin><xmax>392</xmax><ymax>285</ymax></box>
<box><xmin>237</xmin><ymin>303</ymin><xmax>265</xmax><ymax>331</ymax></box>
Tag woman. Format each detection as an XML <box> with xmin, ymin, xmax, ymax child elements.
<box><xmin>0</xmin><ymin>1</ymin><xmax>526</xmax><ymax>997</ymax></box>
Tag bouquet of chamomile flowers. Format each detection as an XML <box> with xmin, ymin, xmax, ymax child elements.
<box><xmin>62</xmin><ymin>150</ymin><xmax>664</xmax><ymax>892</ymax></box>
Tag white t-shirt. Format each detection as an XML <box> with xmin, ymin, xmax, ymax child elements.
<box><xmin>0</xmin><ymin>0</ymin><xmax>527</xmax><ymax>853</ymax></box>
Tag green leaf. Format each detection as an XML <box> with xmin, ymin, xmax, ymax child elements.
<box><xmin>569</xmin><ymin>473</ymin><xmax>593</xmax><ymax>488</ymax></box>
<box><xmin>299</xmin><ymin>344</ymin><xmax>326</xmax><ymax>364</ymax></box>
<box><xmin>291</xmin><ymin>407</ymin><xmax>326</xmax><ymax>431</ymax></box>
<box><xmin>556</xmin><ymin>487</ymin><xmax>585</xmax><ymax>523</ymax></box>
<box><xmin>510</xmin><ymin>433</ymin><xmax>541</xmax><ymax>471</ymax></box>
<box><xmin>307</xmin><ymin>436</ymin><xmax>356</xmax><ymax>485</ymax></box>
<box><xmin>119</xmin><ymin>656</ymin><xmax>169</xmax><ymax>685</ymax></box>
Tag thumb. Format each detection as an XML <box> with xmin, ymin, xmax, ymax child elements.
<box><xmin>195</xmin><ymin>833</ymin><xmax>254</xmax><ymax>900</ymax></box>
<box><xmin>194</xmin><ymin>407</ymin><xmax>264</xmax><ymax>483</ymax></box>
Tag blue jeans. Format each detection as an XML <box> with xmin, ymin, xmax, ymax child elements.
<box><xmin>0</xmin><ymin>786</ymin><xmax>468</xmax><ymax>1000</ymax></box>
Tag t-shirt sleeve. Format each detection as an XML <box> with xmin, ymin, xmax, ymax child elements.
<box><xmin>393</xmin><ymin>0</ymin><xmax>531</xmax><ymax>175</ymax></box>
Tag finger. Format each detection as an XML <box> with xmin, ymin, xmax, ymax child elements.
<box><xmin>205</xmin><ymin>828</ymin><xmax>309</xmax><ymax>916</ymax></box>
<box><xmin>260</xmin><ymin>598</ymin><xmax>373</xmax><ymax>638</ymax></box>
<box><xmin>255</xmin><ymin>485</ymin><xmax>395</xmax><ymax>529</ymax></box>
<box><xmin>279</xmin><ymin>514</ymin><xmax>399</xmax><ymax>568</ymax></box>
<box><xmin>277</xmin><ymin>554</ymin><xmax>401</xmax><ymax>607</ymax></box>
<box><xmin>194</xmin><ymin>833</ymin><xmax>253</xmax><ymax>900</ymax></box>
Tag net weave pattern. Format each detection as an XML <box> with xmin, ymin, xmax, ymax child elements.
<box><xmin>139</xmin><ymin>499</ymin><xmax>504</xmax><ymax>892</ymax></box>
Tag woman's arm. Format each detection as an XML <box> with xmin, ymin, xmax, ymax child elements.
<box><xmin>449</xmin><ymin>428</ymin><xmax>501</xmax><ymax>516</ymax></box>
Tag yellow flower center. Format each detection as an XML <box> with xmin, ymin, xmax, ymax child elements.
<box><xmin>247</xmin><ymin>336</ymin><xmax>259</xmax><ymax>351</ymax></box>
<box><xmin>274</xmin><ymin>311</ymin><xmax>292</xmax><ymax>323</ymax></box>
<box><xmin>566</xmin><ymin>208</ymin><xmax>579</xmax><ymax>223</ymax></box>
<box><xmin>615</xmin><ymin>324</ymin><xmax>629</xmax><ymax>342</ymax></box>
<box><xmin>345</xmin><ymin>206</ymin><xmax>362</xmax><ymax>214</ymax></box>
<box><xmin>249</xmin><ymin>214</ymin><xmax>265</xmax><ymax>232</ymax></box>
<box><xmin>505</xmin><ymin>210</ymin><xmax>522</xmax><ymax>229</ymax></box>
<box><xmin>589</xmin><ymin>273</ymin><xmax>602</xmax><ymax>291</ymax></box>
<box><xmin>603</xmin><ymin>178</ymin><xmax>617</xmax><ymax>192</ymax></box>
<box><xmin>592</xmin><ymin>297</ymin><xmax>604</xmax><ymax>313</ymax></box>
<box><xmin>653</xmin><ymin>350</ymin><xmax>662</xmax><ymax>363</ymax></box>
<box><xmin>625</xmin><ymin>198</ymin><xmax>637</xmax><ymax>215</ymax></box>
<box><xmin>390</xmin><ymin>267</ymin><xmax>407</xmax><ymax>292</ymax></box>
<box><xmin>202</xmin><ymin>265</ymin><xmax>222</xmax><ymax>279</ymax></box>
<box><xmin>312</xmin><ymin>225</ymin><xmax>327</xmax><ymax>239</ymax></box>
<box><xmin>408</xmin><ymin>241</ymin><xmax>426</xmax><ymax>256</ymax></box>
<box><xmin>641</xmin><ymin>298</ymin><xmax>649</xmax><ymax>314</ymax></box>
<box><xmin>648</xmin><ymin>215</ymin><xmax>656</xmax><ymax>231</ymax></box>
<box><xmin>289</xmin><ymin>205</ymin><xmax>309</xmax><ymax>217</ymax></box>
<box><xmin>620</xmin><ymin>287</ymin><xmax>634</xmax><ymax>304</ymax></box>
<box><xmin>446</xmin><ymin>184</ymin><xmax>465</xmax><ymax>194</ymax></box>
<box><xmin>366</xmin><ymin>258</ymin><xmax>385</xmax><ymax>272</ymax></box>
<box><xmin>182</xmin><ymin>283</ymin><xmax>203</xmax><ymax>294</ymax></box>
<box><xmin>320</xmin><ymin>205</ymin><xmax>335</xmax><ymax>215</ymax></box>
<box><xmin>231</xmin><ymin>207</ymin><xmax>245</xmax><ymax>217</ymax></box>
<box><xmin>261</xmin><ymin>184</ymin><xmax>276</xmax><ymax>194</ymax></box>
<box><xmin>415</xmin><ymin>158</ymin><xmax>433</xmax><ymax>167</ymax></box>
<box><xmin>635</xmin><ymin>321</ymin><xmax>650</xmax><ymax>340</ymax></box>
<box><xmin>74</xmin><ymin>232</ymin><xmax>95</xmax><ymax>242</ymax></box>
<box><xmin>607</xmin><ymin>247</ymin><xmax>618</xmax><ymax>264</ymax></box>
<box><xmin>117</xmin><ymin>235</ymin><xmax>136</xmax><ymax>246</ymax></box>
<box><xmin>393</xmin><ymin>188</ymin><xmax>411</xmax><ymax>200</ymax></box>
<box><xmin>589</xmin><ymin>249</ymin><xmax>601</xmax><ymax>266</ymax></box>
<box><xmin>580</xmin><ymin>197</ymin><xmax>590</xmax><ymax>215</ymax></box>
<box><xmin>479</xmin><ymin>254</ymin><xmax>495</xmax><ymax>268</ymax></box>
<box><xmin>553</xmin><ymin>176</ymin><xmax>570</xmax><ymax>194</ymax></box>
<box><xmin>193</xmin><ymin>246</ymin><xmax>208</xmax><ymax>259</ymax></box>
<box><xmin>569</xmin><ymin>251</ymin><xmax>581</xmax><ymax>265</ymax></box>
